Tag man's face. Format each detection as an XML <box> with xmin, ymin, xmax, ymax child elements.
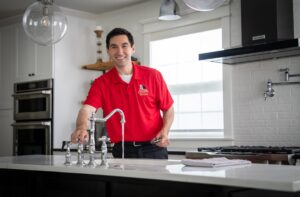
<box><xmin>107</xmin><ymin>35</ymin><xmax>135</xmax><ymax>68</ymax></box>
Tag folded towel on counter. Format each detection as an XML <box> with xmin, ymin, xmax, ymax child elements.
<box><xmin>181</xmin><ymin>157</ymin><xmax>251</xmax><ymax>168</ymax></box>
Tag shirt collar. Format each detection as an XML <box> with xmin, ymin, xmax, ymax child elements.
<box><xmin>111</xmin><ymin>62</ymin><xmax>141</xmax><ymax>84</ymax></box>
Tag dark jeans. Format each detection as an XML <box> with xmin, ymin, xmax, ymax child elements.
<box><xmin>112</xmin><ymin>143</ymin><xmax>168</xmax><ymax>159</ymax></box>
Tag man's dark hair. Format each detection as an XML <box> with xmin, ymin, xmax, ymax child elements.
<box><xmin>106</xmin><ymin>28</ymin><xmax>134</xmax><ymax>49</ymax></box>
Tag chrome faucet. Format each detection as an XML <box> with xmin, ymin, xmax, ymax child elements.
<box><xmin>99</xmin><ymin>136</ymin><xmax>109</xmax><ymax>166</ymax></box>
<box><xmin>264</xmin><ymin>79</ymin><xmax>275</xmax><ymax>100</ymax></box>
<box><xmin>76</xmin><ymin>141</ymin><xmax>85</xmax><ymax>166</ymax></box>
<box><xmin>64</xmin><ymin>141</ymin><xmax>72</xmax><ymax>166</ymax></box>
<box><xmin>279</xmin><ymin>68</ymin><xmax>290</xmax><ymax>81</ymax></box>
<box><xmin>279</xmin><ymin>68</ymin><xmax>300</xmax><ymax>81</ymax></box>
<box><xmin>87</xmin><ymin>112</ymin><xmax>97</xmax><ymax>167</ymax></box>
<box><xmin>264</xmin><ymin>68</ymin><xmax>300</xmax><ymax>100</ymax></box>
<box><xmin>87</xmin><ymin>108</ymin><xmax>125</xmax><ymax>167</ymax></box>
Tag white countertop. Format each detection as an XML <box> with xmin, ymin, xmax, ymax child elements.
<box><xmin>0</xmin><ymin>155</ymin><xmax>300</xmax><ymax>192</ymax></box>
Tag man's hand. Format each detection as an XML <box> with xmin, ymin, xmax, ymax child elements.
<box><xmin>154</xmin><ymin>132</ymin><xmax>170</xmax><ymax>147</ymax></box>
<box><xmin>153</xmin><ymin>106</ymin><xmax>174</xmax><ymax>147</ymax></box>
<box><xmin>71</xmin><ymin>128</ymin><xmax>89</xmax><ymax>143</ymax></box>
<box><xmin>71</xmin><ymin>104</ymin><xmax>96</xmax><ymax>143</ymax></box>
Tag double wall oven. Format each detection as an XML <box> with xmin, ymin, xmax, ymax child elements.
<box><xmin>12</xmin><ymin>79</ymin><xmax>53</xmax><ymax>155</ymax></box>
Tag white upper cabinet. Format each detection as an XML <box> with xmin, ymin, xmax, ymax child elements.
<box><xmin>0</xmin><ymin>24</ymin><xmax>16</xmax><ymax>109</ymax></box>
<box><xmin>15</xmin><ymin>24</ymin><xmax>53</xmax><ymax>82</ymax></box>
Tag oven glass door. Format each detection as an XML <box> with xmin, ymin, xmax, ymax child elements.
<box><xmin>12</xmin><ymin>121</ymin><xmax>52</xmax><ymax>155</ymax></box>
<box><xmin>13</xmin><ymin>90</ymin><xmax>52</xmax><ymax>120</ymax></box>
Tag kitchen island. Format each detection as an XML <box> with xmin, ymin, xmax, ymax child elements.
<box><xmin>0</xmin><ymin>155</ymin><xmax>300</xmax><ymax>197</ymax></box>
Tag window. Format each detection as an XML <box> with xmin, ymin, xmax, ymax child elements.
<box><xmin>149</xmin><ymin>28</ymin><xmax>224</xmax><ymax>138</ymax></box>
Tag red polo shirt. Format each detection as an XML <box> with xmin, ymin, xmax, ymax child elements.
<box><xmin>84</xmin><ymin>63</ymin><xmax>174</xmax><ymax>143</ymax></box>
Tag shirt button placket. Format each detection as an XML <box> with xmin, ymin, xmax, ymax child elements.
<box><xmin>125</xmin><ymin>84</ymin><xmax>130</xmax><ymax>108</ymax></box>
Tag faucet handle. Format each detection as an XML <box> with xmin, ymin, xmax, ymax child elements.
<box><xmin>64</xmin><ymin>141</ymin><xmax>72</xmax><ymax>166</ymax></box>
<box><xmin>98</xmin><ymin>136</ymin><xmax>109</xmax><ymax>167</ymax></box>
<box><xmin>76</xmin><ymin>141</ymin><xmax>86</xmax><ymax>166</ymax></box>
<box><xmin>98</xmin><ymin>136</ymin><xmax>110</xmax><ymax>142</ymax></box>
<box><xmin>279</xmin><ymin>68</ymin><xmax>290</xmax><ymax>81</ymax></box>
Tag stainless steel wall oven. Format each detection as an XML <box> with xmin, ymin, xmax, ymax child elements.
<box><xmin>12</xmin><ymin>79</ymin><xmax>53</xmax><ymax>155</ymax></box>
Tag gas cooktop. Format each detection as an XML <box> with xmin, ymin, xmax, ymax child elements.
<box><xmin>197</xmin><ymin>146</ymin><xmax>300</xmax><ymax>154</ymax></box>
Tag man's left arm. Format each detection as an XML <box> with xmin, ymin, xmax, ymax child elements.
<box><xmin>155</xmin><ymin>106</ymin><xmax>174</xmax><ymax>147</ymax></box>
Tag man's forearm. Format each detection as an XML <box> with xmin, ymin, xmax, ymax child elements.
<box><xmin>161</xmin><ymin>106</ymin><xmax>174</xmax><ymax>135</ymax></box>
<box><xmin>71</xmin><ymin>105</ymin><xmax>96</xmax><ymax>143</ymax></box>
<box><xmin>75</xmin><ymin>105</ymin><xmax>95</xmax><ymax>130</ymax></box>
<box><xmin>75</xmin><ymin>109</ymin><xmax>89</xmax><ymax>131</ymax></box>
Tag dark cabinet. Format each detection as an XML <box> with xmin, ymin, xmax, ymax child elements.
<box><xmin>229</xmin><ymin>189</ymin><xmax>297</xmax><ymax>197</ymax></box>
<box><xmin>0</xmin><ymin>169</ymin><xmax>299</xmax><ymax>197</ymax></box>
<box><xmin>0</xmin><ymin>170</ymin><xmax>32</xmax><ymax>197</ymax></box>
<box><xmin>110</xmin><ymin>180</ymin><xmax>213</xmax><ymax>197</ymax></box>
<box><xmin>35</xmin><ymin>172</ymin><xmax>107</xmax><ymax>197</ymax></box>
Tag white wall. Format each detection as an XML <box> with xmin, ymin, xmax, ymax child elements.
<box><xmin>53</xmin><ymin>9</ymin><xmax>102</xmax><ymax>148</ymax></box>
<box><xmin>94</xmin><ymin>0</ymin><xmax>300</xmax><ymax>147</ymax></box>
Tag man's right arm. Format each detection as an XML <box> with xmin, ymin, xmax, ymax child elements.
<box><xmin>71</xmin><ymin>104</ymin><xmax>96</xmax><ymax>143</ymax></box>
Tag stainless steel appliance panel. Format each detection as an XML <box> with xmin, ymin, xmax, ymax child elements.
<box><xmin>12</xmin><ymin>79</ymin><xmax>53</xmax><ymax>155</ymax></box>
<box><xmin>13</xmin><ymin>90</ymin><xmax>52</xmax><ymax>120</ymax></box>
<box><xmin>12</xmin><ymin>121</ymin><xmax>52</xmax><ymax>155</ymax></box>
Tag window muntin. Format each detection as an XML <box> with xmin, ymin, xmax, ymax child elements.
<box><xmin>150</xmin><ymin>29</ymin><xmax>223</xmax><ymax>135</ymax></box>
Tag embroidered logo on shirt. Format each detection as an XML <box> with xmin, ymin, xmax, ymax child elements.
<box><xmin>138</xmin><ymin>84</ymin><xmax>149</xmax><ymax>96</ymax></box>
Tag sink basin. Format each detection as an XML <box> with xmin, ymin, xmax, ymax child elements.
<box><xmin>107</xmin><ymin>158</ymin><xmax>180</xmax><ymax>166</ymax></box>
<box><xmin>108</xmin><ymin>158</ymin><xmax>180</xmax><ymax>169</ymax></box>
<box><xmin>64</xmin><ymin>156</ymin><xmax>181</xmax><ymax>171</ymax></box>
<box><xmin>105</xmin><ymin>158</ymin><xmax>181</xmax><ymax>171</ymax></box>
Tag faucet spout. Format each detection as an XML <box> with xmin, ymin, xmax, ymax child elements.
<box><xmin>88</xmin><ymin>108</ymin><xmax>126</xmax><ymax>166</ymax></box>
<box><xmin>264</xmin><ymin>79</ymin><xmax>275</xmax><ymax>100</ymax></box>
<box><xmin>92</xmin><ymin>108</ymin><xmax>126</xmax><ymax>124</ymax></box>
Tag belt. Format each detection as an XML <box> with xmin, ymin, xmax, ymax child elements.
<box><xmin>115</xmin><ymin>141</ymin><xmax>152</xmax><ymax>147</ymax></box>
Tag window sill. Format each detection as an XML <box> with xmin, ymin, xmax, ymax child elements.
<box><xmin>168</xmin><ymin>137</ymin><xmax>234</xmax><ymax>152</ymax></box>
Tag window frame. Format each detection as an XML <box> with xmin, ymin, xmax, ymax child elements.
<box><xmin>149</xmin><ymin>23</ymin><xmax>224</xmax><ymax>135</ymax></box>
<box><xmin>141</xmin><ymin>6</ymin><xmax>233</xmax><ymax>149</ymax></box>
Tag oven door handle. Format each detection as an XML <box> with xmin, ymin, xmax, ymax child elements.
<box><xmin>12</xmin><ymin>90</ymin><xmax>52</xmax><ymax>97</ymax></box>
<box><xmin>12</xmin><ymin>121</ymin><xmax>51</xmax><ymax>127</ymax></box>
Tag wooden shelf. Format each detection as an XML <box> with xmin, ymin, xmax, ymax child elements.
<box><xmin>82</xmin><ymin>60</ymin><xmax>140</xmax><ymax>71</ymax></box>
<box><xmin>82</xmin><ymin>60</ymin><xmax>114</xmax><ymax>71</ymax></box>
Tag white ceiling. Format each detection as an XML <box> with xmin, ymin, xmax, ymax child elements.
<box><xmin>0</xmin><ymin>0</ymin><xmax>146</xmax><ymax>20</ymax></box>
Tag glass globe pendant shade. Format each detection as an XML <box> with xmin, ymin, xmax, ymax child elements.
<box><xmin>183</xmin><ymin>0</ymin><xmax>225</xmax><ymax>12</ymax></box>
<box><xmin>22</xmin><ymin>0</ymin><xmax>68</xmax><ymax>46</ymax></box>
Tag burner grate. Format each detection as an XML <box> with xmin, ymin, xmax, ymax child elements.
<box><xmin>198</xmin><ymin>146</ymin><xmax>300</xmax><ymax>154</ymax></box>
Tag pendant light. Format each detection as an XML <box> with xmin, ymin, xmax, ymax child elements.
<box><xmin>22</xmin><ymin>0</ymin><xmax>68</xmax><ymax>46</ymax></box>
<box><xmin>183</xmin><ymin>0</ymin><xmax>225</xmax><ymax>12</ymax></box>
<box><xmin>158</xmin><ymin>0</ymin><xmax>181</xmax><ymax>21</ymax></box>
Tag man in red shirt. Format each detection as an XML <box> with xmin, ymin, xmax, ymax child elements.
<box><xmin>71</xmin><ymin>28</ymin><xmax>174</xmax><ymax>159</ymax></box>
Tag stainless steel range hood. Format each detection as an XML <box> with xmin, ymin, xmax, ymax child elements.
<box><xmin>198</xmin><ymin>38</ymin><xmax>300</xmax><ymax>64</ymax></box>
<box><xmin>199</xmin><ymin>0</ymin><xmax>298</xmax><ymax>65</ymax></box>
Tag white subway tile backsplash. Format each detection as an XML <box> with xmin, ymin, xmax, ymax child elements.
<box><xmin>292</xmin><ymin>104</ymin><xmax>300</xmax><ymax>112</ymax></box>
<box><xmin>291</xmin><ymin>86</ymin><xmax>300</xmax><ymax>97</ymax></box>
<box><xmin>234</xmin><ymin>112</ymin><xmax>252</xmax><ymax>120</ymax></box>
<box><xmin>278</xmin><ymin>112</ymin><xmax>300</xmax><ymax>119</ymax></box>
<box><xmin>251</xmin><ymin>112</ymin><xmax>277</xmax><ymax>120</ymax></box>
<box><xmin>263</xmin><ymin>104</ymin><xmax>292</xmax><ymax>112</ymax></box>
<box><xmin>289</xmin><ymin>56</ymin><xmax>300</xmax><ymax>67</ymax></box>
<box><xmin>232</xmin><ymin>56</ymin><xmax>300</xmax><ymax>146</ymax></box>
<box><xmin>291</xmin><ymin>119</ymin><xmax>300</xmax><ymax>127</ymax></box>
<box><xmin>260</xmin><ymin>58</ymin><xmax>291</xmax><ymax>71</ymax></box>
<box><xmin>264</xmin><ymin>119</ymin><xmax>291</xmax><ymax>128</ymax></box>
